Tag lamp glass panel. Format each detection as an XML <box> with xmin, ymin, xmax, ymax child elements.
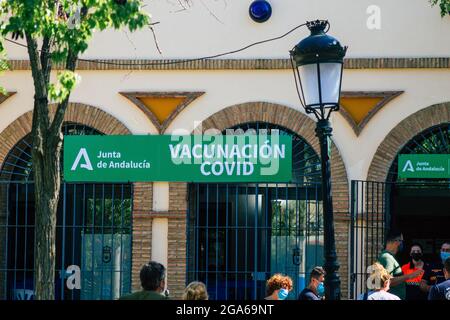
<box><xmin>319</xmin><ymin>62</ymin><xmax>342</xmax><ymax>105</ymax></box>
<box><xmin>298</xmin><ymin>64</ymin><xmax>320</xmax><ymax>107</ymax></box>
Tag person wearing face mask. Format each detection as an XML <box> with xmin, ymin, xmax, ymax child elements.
<box><xmin>420</xmin><ymin>241</ymin><xmax>450</xmax><ymax>295</ymax></box>
<box><xmin>401</xmin><ymin>243</ymin><xmax>428</xmax><ymax>300</ymax></box>
<box><xmin>428</xmin><ymin>257</ymin><xmax>450</xmax><ymax>300</ymax></box>
<box><xmin>377</xmin><ymin>230</ymin><xmax>423</xmax><ymax>300</ymax></box>
<box><xmin>264</xmin><ymin>274</ymin><xmax>293</xmax><ymax>300</ymax></box>
<box><xmin>297</xmin><ymin>266</ymin><xmax>326</xmax><ymax>300</ymax></box>
<box><xmin>119</xmin><ymin>261</ymin><xmax>170</xmax><ymax>300</ymax></box>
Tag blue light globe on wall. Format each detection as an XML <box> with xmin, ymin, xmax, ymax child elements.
<box><xmin>249</xmin><ymin>0</ymin><xmax>272</xmax><ymax>23</ymax></box>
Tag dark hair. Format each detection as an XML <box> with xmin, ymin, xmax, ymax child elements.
<box><xmin>409</xmin><ymin>243</ymin><xmax>424</xmax><ymax>269</ymax></box>
<box><xmin>385</xmin><ymin>229</ymin><xmax>402</xmax><ymax>244</ymax></box>
<box><xmin>445</xmin><ymin>257</ymin><xmax>450</xmax><ymax>274</ymax></box>
<box><xmin>140</xmin><ymin>261</ymin><xmax>166</xmax><ymax>291</ymax></box>
<box><xmin>410</xmin><ymin>243</ymin><xmax>423</xmax><ymax>252</ymax></box>
<box><xmin>441</xmin><ymin>241</ymin><xmax>450</xmax><ymax>249</ymax></box>
<box><xmin>310</xmin><ymin>266</ymin><xmax>326</xmax><ymax>281</ymax></box>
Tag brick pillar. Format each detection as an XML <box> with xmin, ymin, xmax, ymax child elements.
<box><xmin>167</xmin><ymin>216</ymin><xmax>187</xmax><ymax>299</ymax></box>
<box><xmin>131</xmin><ymin>182</ymin><xmax>153</xmax><ymax>292</ymax></box>
<box><xmin>330</xmin><ymin>141</ymin><xmax>350</xmax><ymax>300</ymax></box>
<box><xmin>335</xmin><ymin>217</ymin><xmax>350</xmax><ymax>299</ymax></box>
<box><xmin>0</xmin><ymin>184</ymin><xmax>7</xmax><ymax>299</ymax></box>
<box><xmin>167</xmin><ymin>182</ymin><xmax>188</xmax><ymax>300</ymax></box>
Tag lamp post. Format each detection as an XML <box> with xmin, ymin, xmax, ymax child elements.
<box><xmin>290</xmin><ymin>20</ymin><xmax>347</xmax><ymax>300</ymax></box>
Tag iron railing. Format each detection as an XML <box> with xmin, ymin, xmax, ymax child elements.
<box><xmin>187</xmin><ymin>182</ymin><xmax>324</xmax><ymax>300</ymax></box>
<box><xmin>350</xmin><ymin>180</ymin><xmax>390</xmax><ymax>300</ymax></box>
<box><xmin>0</xmin><ymin>181</ymin><xmax>132</xmax><ymax>300</ymax></box>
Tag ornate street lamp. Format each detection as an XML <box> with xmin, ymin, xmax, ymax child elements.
<box><xmin>290</xmin><ymin>20</ymin><xmax>347</xmax><ymax>300</ymax></box>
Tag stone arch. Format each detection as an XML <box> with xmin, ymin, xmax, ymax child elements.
<box><xmin>0</xmin><ymin>102</ymin><xmax>131</xmax><ymax>167</ymax></box>
<box><xmin>367</xmin><ymin>102</ymin><xmax>450</xmax><ymax>182</ymax></box>
<box><xmin>188</xmin><ymin>101</ymin><xmax>350</xmax><ymax>217</ymax></box>
<box><xmin>0</xmin><ymin>103</ymin><xmax>155</xmax><ymax>297</ymax></box>
<box><xmin>169</xmin><ymin>101</ymin><xmax>351</xmax><ymax>298</ymax></box>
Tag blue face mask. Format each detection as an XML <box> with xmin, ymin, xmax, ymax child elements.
<box><xmin>441</xmin><ymin>251</ymin><xmax>450</xmax><ymax>264</ymax></box>
<box><xmin>317</xmin><ymin>282</ymin><xmax>325</xmax><ymax>297</ymax></box>
<box><xmin>277</xmin><ymin>288</ymin><xmax>289</xmax><ymax>300</ymax></box>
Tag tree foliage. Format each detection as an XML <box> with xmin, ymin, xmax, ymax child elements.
<box><xmin>0</xmin><ymin>0</ymin><xmax>150</xmax><ymax>57</ymax></box>
<box><xmin>0</xmin><ymin>0</ymin><xmax>150</xmax><ymax>97</ymax></box>
<box><xmin>48</xmin><ymin>70</ymin><xmax>80</xmax><ymax>102</ymax></box>
<box><xmin>430</xmin><ymin>0</ymin><xmax>450</xmax><ymax>17</ymax></box>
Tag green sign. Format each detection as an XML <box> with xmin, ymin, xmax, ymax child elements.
<box><xmin>64</xmin><ymin>135</ymin><xmax>292</xmax><ymax>182</ymax></box>
<box><xmin>398</xmin><ymin>154</ymin><xmax>450</xmax><ymax>178</ymax></box>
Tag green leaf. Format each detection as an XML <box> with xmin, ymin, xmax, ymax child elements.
<box><xmin>48</xmin><ymin>70</ymin><xmax>81</xmax><ymax>103</ymax></box>
<box><xmin>0</xmin><ymin>47</ymin><xmax>9</xmax><ymax>94</ymax></box>
<box><xmin>429</xmin><ymin>0</ymin><xmax>450</xmax><ymax>16</ymax></box>
<box><xmin>0</xmin><ymin>0</ymin><xmax>151</xmax><ymax>57</ymax></box>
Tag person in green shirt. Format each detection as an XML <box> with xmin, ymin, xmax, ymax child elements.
<box><xmin>377</xmin><ymin>230</ymin><xmax>423</xmax><ymax>300</ymax></box>
<box><xmin>119</xmin><ymin>261</ymin><xmax>170</xmax><ymax>300</ymax></box>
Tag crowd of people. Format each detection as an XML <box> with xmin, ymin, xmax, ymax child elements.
<box><xmin>119</xmin><ymin>234</ymin><xmax>450</xmax><ymax>301</ymax></box>
<box><xmin>367</xmin><ymin>230</ymin><xmax>450</xmax><ymax>300</ymax></box>
<box><xmin>119</xmin><ymin>261</ymin><xmax>209</xmax><ymax>300</ymax></box>
<box><xmin>117</xmin><ymin>260</ymin><xmax>326</xmax><ymax>301</ymax></box>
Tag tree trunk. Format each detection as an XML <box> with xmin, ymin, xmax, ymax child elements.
<box><xmin>32</xmin><ymin>135</ymin><xmax>61</xmax><ymax>300</ymax></box>
<box><xmin>31</xmin><ymin>96</ymin><xmax>63</xmax><ymax>300</ymax></box>
<box><xmin>25</xmin><ymin>29</ymin><xmax>77</xmax><ymax>299</ymax></box>
<box><xmin>25</xmin><ymin>33</ymin><xmax>61</xmax><ymax>300</ymax></box>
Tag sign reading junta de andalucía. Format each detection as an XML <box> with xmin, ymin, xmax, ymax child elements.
<box><xmin>398</xmin><ymin>154</ymin><xmax>450</xmax><ymax>178</ymax></box>
<box><xmin>64</xmin><ymin>135</ymin><xmax>292</xmax><ymax>182</ymax></box>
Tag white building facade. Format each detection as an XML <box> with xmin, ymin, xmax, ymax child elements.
<box><xmin>0</xmin><ymin>0</ymin><xmax>449</xmax><ymax>300</ymax></box>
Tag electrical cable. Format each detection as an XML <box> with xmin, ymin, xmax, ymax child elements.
<box><xmin>3</xmin><ymin>22</ymin><xmax>308</xmax><ymax>67</ymax></box>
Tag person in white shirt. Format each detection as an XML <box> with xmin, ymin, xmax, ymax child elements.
<box><xmin>358</xmin><ymin>262</ymin><xmax>401</xmax><ymax>300</ymax></box>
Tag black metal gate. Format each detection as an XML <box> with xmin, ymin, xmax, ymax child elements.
<box><xmin>187</xmin><ymin>182</ymin><xmax>324</xmax><ymax>300</ymax></box>
<box><xmin>0</xmin><ymin>123</ymin><xmax>133</xmax><ymax>300</ymax></box>
<box><xmin>349</xmin><ymin>180</ymin><xmax>390</xmax><ymax>300</ymax></box>
<box><xmin>0</xmin><ymin>181</ymin><xmax>133</xmax><ymax>300</ymax></box>
<box><xmin>186</xmin><ymin>122</ymin><xmax>325</xmax><ymax>300</ymax></box>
